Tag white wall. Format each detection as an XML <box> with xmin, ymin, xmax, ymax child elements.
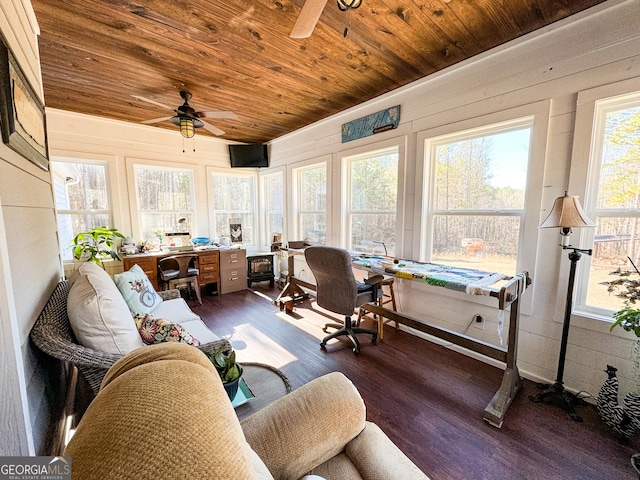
<box><xmin>0</xmin><ymin>0</ymin><xmax>60</xmax><ymax>455</ymax></box>
<box><xmin>43</xmin><ymin>0</ymin><xmax>640</xmax><ymax>402</ymax></box>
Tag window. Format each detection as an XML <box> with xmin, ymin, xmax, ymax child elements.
<box><xmin>423</xmin><ymin>118</ymin><xmax>533</xmax><ymax>274</ymax></box>
<box><xmin>576</xmin><ymin>91</ymin><xmax>640</xmax><ymax>316</ymax></box>
<box><xmin>344</xmin><ymin>146</ymin><xmax>398</xmax><ymax>256</ymax></box>
<box><xmin>293</xmin><ymin>162</ymin><xmax>327</xmax><ymax>244</ymax></box>
<box><xmin>210</xmin><ymin>171</ymin><xmax>257</xmax><ymax>245</ymax></box>
<box><xmin>52</xmin><ymin>161</ymin><xmax>112</xmax><ymax>261</ymax></box>
<box><xmin>260</xmin><ymin>170</ymin><xmax>284</xmax><ymax>246</ymax></box>
<box><xmin>134</xmin><ymin>166</ymin><xmax>195</xmax><ymax>244</ymax></box>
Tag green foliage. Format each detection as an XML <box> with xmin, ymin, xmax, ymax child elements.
<box><xmin>605</xmin><ymin>265</ymin><xmax>640</xmax><ymax>337</ymax></box>
<box><xmin>207</xmin><ymin>347</ymin><xmax>241</xmax><ymax>383</ymax></box>
<box><xmin>71</xmin><ymin>226</ymin><xmax>125</xmax><ymax>267</ymax></box>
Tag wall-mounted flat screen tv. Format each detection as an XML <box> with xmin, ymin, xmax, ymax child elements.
<box><xmin>228</xmin><ymin>143</ymin><xmax>269</xmax><ymax>168</ymax></box>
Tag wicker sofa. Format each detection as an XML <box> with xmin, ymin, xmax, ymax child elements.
<box><xmin>30</xmin><ymin>267</ymin><xmax>231</xmax><ymax>395</ymax></box>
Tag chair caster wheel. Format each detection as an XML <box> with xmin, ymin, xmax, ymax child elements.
<box><xmin>320</xmin><ymin>342</ymin><xmax>326</xmax><ymax>349</ymax></box>
<box><xmin>353</xmin><ymin>347</ymin><xmax>360</xmax><ymax>354</ymax></box>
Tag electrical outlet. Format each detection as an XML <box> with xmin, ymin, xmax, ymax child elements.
<box><xmin>473</xmin><ymin>314</ymin><xmax>484</xmax><ymax>330</ymax></box>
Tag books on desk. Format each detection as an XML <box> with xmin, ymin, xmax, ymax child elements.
<box><xmin>231</xmin><ymin>378</ymin><xmax>255</xmax><ymax>408</ymax></box>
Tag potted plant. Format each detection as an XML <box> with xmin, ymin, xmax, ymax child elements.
<box><xmin>597</xmin><ymin>261</ymin><xmax>640</xmax><ymax>441</ymax></box>
<box><xmin>207</xmin><ymin>346</ymin><xmax>243</xmax><ymax>401</ymax></box>
<box><xmin>71</xmin><ymin>226</ymin><xmax>125</xmax><ymax>268</ymax></box>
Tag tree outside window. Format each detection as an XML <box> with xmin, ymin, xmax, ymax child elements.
<box><xmin>52</xmin><ymin>161</ymin><xmax>112</xmax><ymax>261</ymax></box>
<box><xmin>346</xmin><ymin>147</ymin><xmax>398</xmax><ymax>256</ymax></box>
<box><xmin>135</xmin><ymin>166</ymin><xmax>194</xmax><ymax>244</ymax></box>
<box><xmin>211</xmin><ymin>172</ymin><xmax>256</xmax><ymax>244</ymax></box>
<box><xmin>295</xmin><ymin>163</ymin><xmax>326</xmax><ymax>244</ymax></box>
<box><xmin>261</xmin><ymin>171</ymin><xmax>284</xmax><ymax>245</ymax></box>
<box><xmin>426</xmin><ymin>120</ymin><xmax>532</xmax><ymax>274</ymax></box>
<box><xmin>583</xmin><ymin>96</ymin><xmax>640</xmax><ymax>313</ymax></box>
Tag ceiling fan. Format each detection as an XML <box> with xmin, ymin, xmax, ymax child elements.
<box><xmin>290</xmin><ymin>0</ymin><xmax>362</xmax><ymax>39</ymax></box>
<box><xmin>132</xmin><ymin>91</ymin><xmax>237</xmax><ymax>137</ymax></box>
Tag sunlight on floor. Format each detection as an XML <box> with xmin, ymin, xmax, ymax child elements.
<box><xmin>232</xmin><ymin>322</ymin><xmax>298</xmax><ymax>369</ymax></box>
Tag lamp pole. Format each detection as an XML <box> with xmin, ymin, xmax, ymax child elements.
<box><xmin>529</xmin><ymin>245</ymin><xmax>592</xmax><ymax>421</ymax></box>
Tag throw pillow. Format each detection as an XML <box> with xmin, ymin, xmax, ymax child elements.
<box><xmin>133</xmin><ymin>313</ymin><xmax>200</xmax><ymax>346</ymax></box>
<box><xmin>114</xmin><ymin>264</ymin><xmax>163</xmax><ymax>314</ymax></box>
<box><xmin>67</xmin><ymin>262</ymin><xmax>144</xmax><ymax>355</ymax></box>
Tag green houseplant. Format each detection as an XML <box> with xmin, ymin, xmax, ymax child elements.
<box><xmin>71</xmin><ymin>226</ymin><xmax>125</xmax><ymax>268</ymax></box>
<box><xmin>207</xmin><ymin>346</ymin><xmax>243</xmax><ymax>401</ymax></box>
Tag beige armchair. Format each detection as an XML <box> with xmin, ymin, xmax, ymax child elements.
<box><xmin>64</xmin><ymin>343</ymin><xmax>429</xmax><ymax>480</ymax></box>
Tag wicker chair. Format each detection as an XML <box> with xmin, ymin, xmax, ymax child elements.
<box><xmin>30</xmin><ymin>280</ymin><xmax>232</xmax><ymax>395</ymax></box>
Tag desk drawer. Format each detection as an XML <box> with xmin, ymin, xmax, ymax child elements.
<box><xmin>198</xmin><ymin>252</ymin><xmax>219</xmax><ymax>265</ymax></box>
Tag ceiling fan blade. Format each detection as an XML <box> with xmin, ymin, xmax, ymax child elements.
<box><xmin>290</xmin><ymin>0</ymin><xmax>328</xmax><ymax>38</ymax></box>
<box><xmin>198</xmin><ymin>111</ymin><xmax>238</xmax><ymax>120</ymax></box>
<box><xmin>201</xmin><ymin>121</ymin><xmax>225</xmax><ymax>136</ymax></box>
<box><xmin>141</xmin><ymin>116</ymin><xmax>172</xmax><ymax>124</ymax></box>
<box><xmin>131</xmin><ymin>95</ymin><xmax>173</xmax><ymax>111</ymax></box>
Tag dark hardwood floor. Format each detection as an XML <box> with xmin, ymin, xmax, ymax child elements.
<box><xmin>192</xmin><ymin>284</ymin><xmax>639</xmax><ymax>480</ymax></box>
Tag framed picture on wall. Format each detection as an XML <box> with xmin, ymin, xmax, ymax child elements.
<box><xmin>0</xmin><ymin>35</ymin><xmax>49</xmax><ymax>171</ymax></box>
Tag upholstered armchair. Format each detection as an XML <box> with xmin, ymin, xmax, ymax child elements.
<box><xmin>64</xmin><ymin>343</ymin><xmax>429</xmax><ymax>480</ymax></box>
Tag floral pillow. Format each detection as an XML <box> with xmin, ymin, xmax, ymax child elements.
<box><xmin>133</xmin><ymin>313</ymin><xmax>200</xmax><ymax>346</ymax></box>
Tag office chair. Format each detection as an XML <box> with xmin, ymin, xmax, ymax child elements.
<box><xmin>158</xmin><ymin>254</ymin><xmax>202</xmax><ymax>305</ymax></box>
<box><xmin>305</xmin><ymin>246</ymin><xmax>383</xmax><ymax>354</ymax></box>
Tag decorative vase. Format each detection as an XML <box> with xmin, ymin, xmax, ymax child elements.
<box><xmin>223</xmin><ymin>365</ymin><xmax>243</xmax><ymax>401</ymax></box>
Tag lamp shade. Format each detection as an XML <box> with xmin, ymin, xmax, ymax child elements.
<box><xmin>539</xmin><ymin>192</ymin><xmax>595</xmax><ymax>229</ymax></box>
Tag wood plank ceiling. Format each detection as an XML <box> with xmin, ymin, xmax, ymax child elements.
<box><xmin>30</xmin><ymin>0</ymin><xmax>604</xmax><ymax>144</ymax></box>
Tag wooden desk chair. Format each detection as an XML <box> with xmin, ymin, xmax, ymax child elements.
<box><xmin>158</xmin><ymin>255</ymin><xmax>202</xmax><ymax>305</ymax></box>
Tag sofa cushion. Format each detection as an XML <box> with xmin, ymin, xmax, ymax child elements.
<box><xmin>67</xmin><ymin>262</ymin><xmax>144</xmax><ymax>355</ymax></box>
<box><xmin>133</xmin><ymin>313</ymin><xmax>200</xmax><ymax>346</ymax></box>
<box><xmin>114</xmin><ymin>264</ymin><xmax>163</xmax><ymax>314</ymax></box>
<box><xmin>152</xmin><ymin>297</ymin><xmax>201</xmax><ymax>324</ymax></box>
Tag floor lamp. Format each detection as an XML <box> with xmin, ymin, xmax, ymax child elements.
<box><xmin>529</xmin><ymin>192</ymin><xmax>595</xmax><ymax>421</ymax></box>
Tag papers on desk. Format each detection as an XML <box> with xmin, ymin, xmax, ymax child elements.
<box><xmin>231</xmin><ymin>378</ymin><xmax>255</xmax><ymax>408</ymax></box>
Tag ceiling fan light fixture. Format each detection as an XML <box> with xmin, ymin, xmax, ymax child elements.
<box><xmin>179</xmin><ymin>118</ymin><xmax>195</xmax><ymax>138</ymax></box>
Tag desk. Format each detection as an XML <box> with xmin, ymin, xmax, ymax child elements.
<box><xmin>277</xmin><ymin>251</ymin><xmax>530</xmax><ymax>428</ymax></box>
<box><xmin>123</xmin><ymin>249</ymin><xmax>222</xmax><ymax>294</ymax></box>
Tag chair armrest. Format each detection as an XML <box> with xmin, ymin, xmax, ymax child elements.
<box><xmin>240</xmin><ymin>372</ymin><xmax>365</xmax><ymax>480</ymax></box>
<box><xmin>158</xmin><ymin>289</ymin><xmax>181</xmax><ymax>300</ymax></box>
<box><xmin>346</xmin><ymin>422</ymin><xmax>430</xmax><ymax>479</ymax></box>
<box><xmin>364</xmin><ymin>274</ymin><xmax>384</xmax><ymax>286</ymax></box>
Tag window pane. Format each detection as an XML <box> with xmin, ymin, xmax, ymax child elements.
<box><xmin>212</xmin><ymin>176</ymin><xmax>253</xmax><ymax>210</ymax></box>
<box><xmin>136</xmin><ymin>168</ymin><xmax>192</xmax><ymax>211</ymax></box>
<box><xmin>53</xmin><ymin>163</ymin><xmax>109</xmax><ymax>210</ymax></box>
<box><xmin>214</xmin><ymin>213</ymin><xmax>254</xmax><ymax>243</ymax></box>
<box><xmin>432</xmin><ymin>215</ymin><xmax>520</xmax><ymax>274</ymax></box>
<box><xmin>584</xmin><ymin>101</ymin><xmax>640</xmax><ymax>312</ymax></box>
<box><xmin>300</xmin><ymin>166</ymin><xmax>326</xmax><ymax>211</ymax></box>
<box><xmin>57</xmin><ymin>213</ymin><xmax>110</xmax><ymax>261</ymax></box>
<box><xmin>597</xmin><ymin>106</ymin><xmax>640</xmax><ymax>209</ymax></box>
<box><xmin>351</xmin><ymin>213</ymin><xmax>396</xmax><ymax>255</ymax></box>
<box><xmin>434</xmin><ymin>129</ymin><xmax>529</xmax><ymax>211</ymax></box>
<box><xmin>265</xmin><ymin>174</ymin><xmax>284</xmax><ymax>211</ymax></box>
<box><xmin>300</xmin><ymin>213</ymin><xmax>325</xmax><ymax>244</ymax></box>
<box><xmin>350</xmin><ymin>155</ymin><xmax>397</xmax><ymax>211</ymax></box>
<box><xmin>211</xmin><ymin>173</ymin><xmax>256</xmax><ymax>245</ymax></box>
<box><xmin>141</xmin><ymin>213</ymin><xmax>193</xmax><ymax>243</ymax></box>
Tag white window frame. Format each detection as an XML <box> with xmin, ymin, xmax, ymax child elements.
<box><xmin>289</xmin><ymin>156</ymin><xmax>330</xmax><ymax>244</ymax></box>
<box><xmin>259</xmin><ymin>167</ymin><xmax>286</xmax><ymax>250</ymax></box>
<box><xmin>207</xmin><ymin>167</ymin><xmax>258</xmax><ymax>248</ymax></box>
<box><xmin>415</xmin><ymin>103</ymin><xmax>549</xmax><ymax>309</ymax></box>
<box><xmin>569</xmin><ymin>77</ymin><xmax>640</xmax><ymax>323</ymax></box>
<box><xmin>51</xmin><ymin>157</ymin><xmax>114</xmax><ymax>262</ymax></box>
<box><xmin>339</xmin><ymin>137</ymin><xmax>405</xmax><ymax>255</ymax></box>
<box><xmin>130</xmin><ymin>163</ymin><xmax>197</xmax><ymax>243</ymax></box>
